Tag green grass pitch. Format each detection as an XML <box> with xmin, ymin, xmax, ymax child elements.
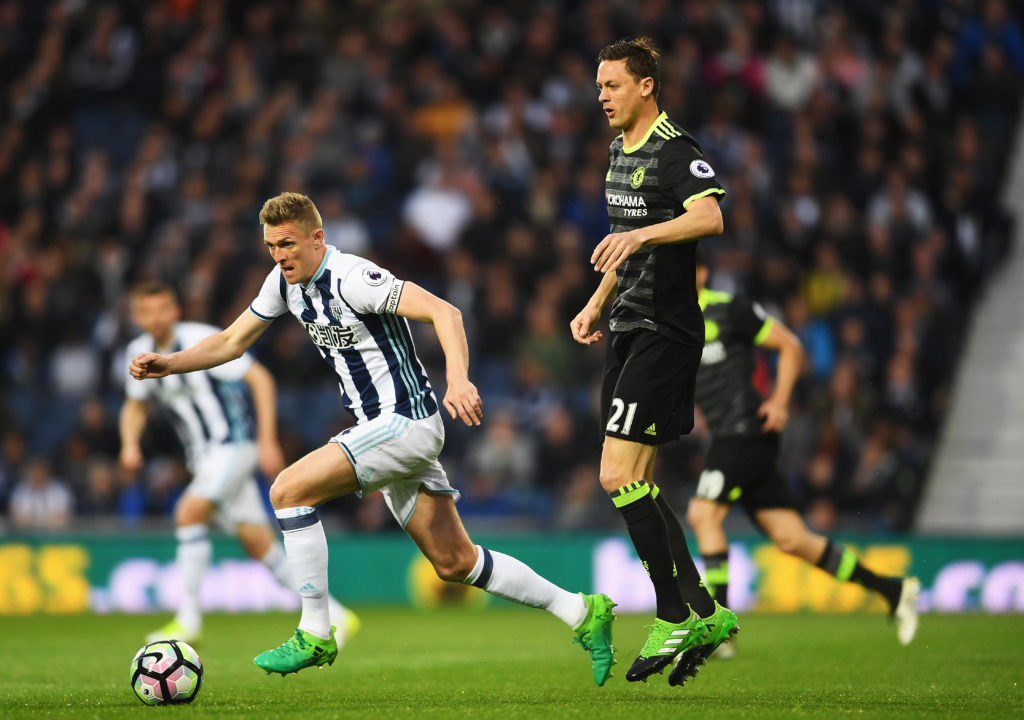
<box><xmin>1</xmin><ymin>609</ymin><xmax>1022</xmax><ymax>719</ymax></box>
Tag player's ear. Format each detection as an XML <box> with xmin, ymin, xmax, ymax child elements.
<box><xmin>641</xmin><ymin>77</ymin><xmax>654</xmax><ymax>98</ymax></box>
<box><xmin>312</xmin><ymin>227</ymin><xmax>325</xmax><ymax>248</ymax></box>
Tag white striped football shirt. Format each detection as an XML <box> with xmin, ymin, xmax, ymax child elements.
<box><xmin>125</xmin><ymin>322</ymin><xmax>254</xmax><ymax>469</ymax></box>
<box><xmin>248</xmin><ymin>246</ymin><xmax>437</xmax><ymax>425</ymax></box>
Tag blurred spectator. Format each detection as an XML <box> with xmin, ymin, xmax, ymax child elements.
<box><xmin>320</xmin><ymin>192</ymin><xmax>370</xmax><ymax>255</ymax></box>
<box><xmin>800</xmin><ymin>242</ymin><xmax>848</xmax><ymax>317</ymax></box>
<box><xmin>0</xmin><ymin>429</ymin><xmax>28</xmax><ymax>513</ymax></box>
<box><xmin>51</xmin><ymin>327</ymin><xmax>103</xmax><ymax>397</ymax></box>
<box><xmin>554</xmin><ymin>463</ymin><xmax>610</xmax><ymax>530</ymax></box>
<box><xmin>764</xmin><ymin>32</ymin><xmax>818</xmax><ymax>112</ymax></box>
<box><xmin>9</xmin><ymin>458</ymin><xmax>73</xmax><ymax>530</ymax></box>
<box><xmin>403</xmin><ymin>141</ymin><xmax>477</xmax><ymax>254</ymax></box>
<box><xmin>463</xmin><ymin>411</ymin><xmax>538</xmax><ymax>517</ymax></box>
<box><xmin>784</xmin><ymin>294</ymin><xmax>835</xmax><ymax>381</ymax></box>
<box><xmin>535</xmin><ymin>404</ymin><xmax>599</xmax><ymax>498</ymax></box>
<box><xmin>951</xmin><ymin>0</ymin><xmax>1024</xmax><ymax>90</ymax></box>
<box><xmin>516</xmin><ymin>299</ymin><xmax>575</xmax><ymax>388</ymax></box>
<box><xmin>75</xmin><ymin>458</ymin><xmax>120</xmax><ymax>517</ymax></box>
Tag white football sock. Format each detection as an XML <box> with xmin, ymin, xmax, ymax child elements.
<box><xmin>261</xmin><ymin>537</ymin><xmax>351</xmax><ymax>633</ymax></box>
<box><xmin>174</xmin><ymin>524</ymin><xmax>211</xmax><ymax>631</ymax></box>
<box><xmin>275</xmin><ymin>507</ymin><xmax>331</xmax><ymax>639</ymax></box>
<box><xmin>463</xmin><ymin>545</ymin><xmax>587</xmax><ymax>629</ymax></box>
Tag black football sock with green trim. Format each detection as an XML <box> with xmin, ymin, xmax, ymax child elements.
<box><xmin>701</xmin><ymin>551</ymin><xmax>730</xmax><ymax>609</ymax></box>
<box><xmin>611</xmin><ymin>481</ymin><xmax>687</xmax><ymax>622</ymax></box>
<box><xmin>650</xmin><ymin>485</ymin><xmax>716</xmax><ymax>617</ymax></box>
<box><xmin>816</xmin><ymin>540</ymin><xmax>902</xmax><ymax>611</ymax></box>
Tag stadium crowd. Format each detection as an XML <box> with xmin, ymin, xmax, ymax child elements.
<box><xmin>0</xmin><ymin>0</ymin><xmax>1020</xmax><ymax>534</ymax></box>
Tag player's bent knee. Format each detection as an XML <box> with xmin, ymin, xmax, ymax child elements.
<box><xmin>773</xmin><ymin>531</ymin><xmax>803</xmax><ymax>555</ymax></box>
<box><xmin>175</xmin><ymin>495</ymin><xmax>214</xmax><ymax>526</ymax></box>
<box><xmin>687</xmin><ymin>498</ymin><xmax>720</xmax><ymax>530</ymax></box>
<box><xmin>268</xmin><ymin>472</ymin><xmax>307</xmax><ymax>509</ymax></box>
<box><xmin>433</xmin><ymin>556</ymin><xmax>475</xmax><ymax>583</ymax></box>
<box><xmin>686</xmin><ymin>499</ymin><xmax>708</xmax><ymax>527</ymax></box>
<box><xmin>427</xmin><ymin>545</ymin><xmax>477</xmax><ymax>583</ymax></box>
<box><xmin>267</xmin><ymin>479</ymin><xmax>287</xmax><ymax>509</ymax></box>
<box><xmin>598</xmin><ymin>468</ymin><xmax>633</xmax><ymax>494</ymax></box>
<box><xmin>435</xmin><ymin>564</ymin><xmax>468</xmax><ymax>583</ymax></box>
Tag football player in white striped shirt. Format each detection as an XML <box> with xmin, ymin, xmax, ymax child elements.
<box><xmin>128</xmin><ymin>192</ymin><xmax>617</xmax><ymax>685</ymax></box>
<box><xmin>120</xmin><ymin>282</ymin><xmax>357</xmax><ymax>646</ymax></box>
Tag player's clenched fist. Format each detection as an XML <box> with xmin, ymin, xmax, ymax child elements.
<box><xmin>129</xmin><ymin>352</ymin><xmax>172</xmax><ymax>380</ymax></box>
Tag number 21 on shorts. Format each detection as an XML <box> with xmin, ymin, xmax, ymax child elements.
<box><xmin>606</xmin><ymin>398</ymin><xmax>637</xmax><ymax>434</ymax></box>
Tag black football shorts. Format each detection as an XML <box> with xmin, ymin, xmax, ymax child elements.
<box><xmin>695</xmin><ymin>433</ymin><xmax>797</xmax><ymax>513</ymax></box>
<box><xmin>600</xmin><ymin>329</ymin><xmax>701</xmax><ymax>445</ymax></box>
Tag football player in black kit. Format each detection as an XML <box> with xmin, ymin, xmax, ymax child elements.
<box><xmin>571</xmin><ymin>36</ymin><xmax>736</xmax><ymax>688</ymax></box>
<box><xmin>687</xmin><ymin>252</ymin><xmax>920</xmax><ymax>654</ymax></box>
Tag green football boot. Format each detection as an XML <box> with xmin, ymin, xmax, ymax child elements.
<box><xmin>254</xmin><ymin>626</ymin><xmax>338</xmax><ymax>675</ymax></box>
<box><xmin>573</xmin><ymin>593</ymin><xmax>617</xmax><ymax>686</ymax></box>
<box><xmin>668</xmin><ymin>601</ymin><xmax>740</xmax><ymax>687</ymax></box>
<box><xmin>145</xmin><ymin>618</ymin><xmax>201</xmax><ymax>645</ymax></box>
<box><xmin>625</xmin><ymin>609</ymin><xmax>710</xmax><ymax>682</ymax></box>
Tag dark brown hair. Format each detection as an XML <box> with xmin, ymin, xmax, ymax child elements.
<box><xmin>130</xmin><ymin>280</ymin><xmax>177</xmax><ymax>303</ymax></box>
<box><xmin>597</xmin><ymin>36</ymin><xmax>661</xmax><ymax>99</ymax></box>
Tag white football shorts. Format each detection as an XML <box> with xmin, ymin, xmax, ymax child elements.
<box><xmin>187</xmin><ymin>441</ymin><xmax>271</xmax><ymax>531</ymax></box>
<box><xmin>330</xmin><ymin>411</ymin><xmax>459</xmax><ymax>528</ymax></box>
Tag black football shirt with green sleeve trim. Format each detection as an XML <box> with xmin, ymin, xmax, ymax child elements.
<box><xmin>695</xmin><ymin>288</ymin><xmax>775</xmax><ymax>437</ymax></box>
<box><xmin>605</xmin><ymin>111</ymin><xmax>726</xmax><ymax>347</ymax></box>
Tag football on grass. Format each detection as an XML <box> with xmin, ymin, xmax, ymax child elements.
<box><xmin>129</xmin><ymin>639</ymin><xmax>203</xmax><ymax>705</ymax></box>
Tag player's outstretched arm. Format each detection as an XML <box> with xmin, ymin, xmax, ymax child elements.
<box><xmin>756</xmin><ymin>319</ymin><xmax>804</xmax><ymax>432</ymax></box>
<box><xmin>395</xmin><ymin>282</ymin><xmax>482</xmax><ymax>427</ymax></box>
<box><xmin>118</xmin><ymin>398</ymin><xmax>148</xmax><ymax>472</ymax></box>
<box><xmin>571</xmin><ymin>270</ymin><xmax>617</xmax><ymax>345</ymax></box>
<box><xmin>245</xmin><ymin>360</ymin><xmax>286</xmax><ymax>478</ymax></box>
<box><xmin>591</xmin><ymin>196</ymin><xmax>724</xmax><ymax>273</ymax></box>
<box><xmin>129</xmin><ymin>310</ymin><xmax>271</xmax><ymax>380</ymax></box>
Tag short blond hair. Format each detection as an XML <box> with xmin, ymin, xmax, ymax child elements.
<box><xmin>259</xmin><ymin>192</ymin><xmax>323</xmax><ymax>236</ymax></box>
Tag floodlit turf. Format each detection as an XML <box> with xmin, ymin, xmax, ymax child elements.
<box><xmin>1</xmin><ymin>609</ymin><xmax>1022</xmax><ymax>719</ymax></box>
